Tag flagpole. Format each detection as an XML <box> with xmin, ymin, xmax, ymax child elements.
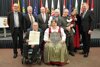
<box><xmin>28</xmin><ymin>0</ymin><xmax>31</xmax><ymax>6</ymax></box>
<box><xmin>91</xmin><ymin>0</ymin><xmax>94</xmax><ymax>11</ymax></box>
<box><xmin>51</xmin><ymin>0</ymin><xmax>54</xmax><ymax>10</ymax></box>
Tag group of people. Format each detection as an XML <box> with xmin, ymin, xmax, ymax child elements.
<box><xmin>7</xmin><ymin>2</ymin><xmax>94</xmax><ymax>66</ymax></box>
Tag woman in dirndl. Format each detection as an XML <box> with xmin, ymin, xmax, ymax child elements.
<box><xmin>43</xmin><ymin>19</ymin><xmax>69</xmax><ymax>66</ymax></box>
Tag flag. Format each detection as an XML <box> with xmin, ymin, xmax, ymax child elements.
<box><xmin>57</xmin><ymin>0</ymin><xmax>60</xmax><ymax>9</ymax></box>
<box><xmin>28</xmin><ymin>0</ymin><xmax>31</xmax><ymax>6</ymax></box>
<box><xmin>18</xmin><ymin>0</ymin><xmax>21</xmax><ymax>11</ymax></box>
<box><xmin>11</xmin><ymin>0</ymin><xmax>14</xmax><ymax>11</ymax></box>
<box><xmin>63</xmin><ymin>0</ymin><xmax>66</xmax><ymax>9</ymax></box>
<box><xmin>75</xmin><ymin>0</ymin><xmax>78</xmax><ymax>13</ymax></box>
<box><xmin>34</xmin><ymin>0</ymin><xmax>38</xmax><ymax>17</ymax></box>
<box><xmin>45</xmin><ymin>0</ymin><xmax>48</xmax><ymax>8</ymax></box>
<box><xmin>51</xmin><ymin>0</ymin><xmax>54</xmax><ymax>10</ymax></box>
<box><xmin>22</xmin><ymin>0</ymin><xmax>25</xmax><ymax>15</ymax></box>
<box><xmin>80</xmin><ymin>0</ymin><xmax>83</xmax><ymax>14</ymax></box>
<box><xmin>40</xmin><ymin>0</ymin><xmax>43</xmax><ymax>8</ymax></box>
<box><xmin>91</xmin><ymin>0</ymin><xmax>94</xmax><ymax>11</ymax></box>
<box><xmin>68</xmin><ymin>0</ymin><xmax>72</xmax><ymax>15</ymax></box>
<box><xmin>86</xmin><ymin>0</ymin><xmax>89</xmax><ymax>5</ymax></box>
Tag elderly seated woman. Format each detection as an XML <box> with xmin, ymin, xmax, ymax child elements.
<box><xmin>43</xmin><ymin>19</ymin><xmax>69</xmax><ymax>66</ymax></box>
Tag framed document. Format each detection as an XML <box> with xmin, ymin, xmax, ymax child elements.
<box><xmin>28</xmin><ymin>31</ymin><xmax>40</xmax><ymax>45</ymax></box>
<box><xmin>0</xmin><ymin>17</ymin><xmax>9</xmax><ymax>28</ymax></box>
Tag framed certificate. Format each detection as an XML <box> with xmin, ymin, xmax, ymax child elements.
<box><xmin>28</xmin><ymin>31</ymin><xmax>40</xmax><ymax>45</ymax></box>
<box><xmin>0</xmin><ymin>17</ymin><xmax>9</xmax><ymax>28</ymax></box>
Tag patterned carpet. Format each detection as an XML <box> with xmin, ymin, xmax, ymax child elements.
<box><xmin>0</xmin><ymin>48</ymin><xmax>100</xmax><ymax>67</ymax></box>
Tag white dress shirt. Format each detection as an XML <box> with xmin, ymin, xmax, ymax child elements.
<box><xmin>14</xmin><ymin>12</ymin><xmax>19</xmax><ymax>27</ymax></box>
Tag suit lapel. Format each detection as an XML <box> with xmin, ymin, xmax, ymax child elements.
<box><xmin>18</xmin><ymin>12</ymin><xmax>20</xmax><ymax>26</ymax></box>
<box><xmin>83</xmin><ymin>10</ymin><xmax>89</xmax><ymax>19</ymax></box>
<box><xmin>12</xmin><ymin>13</ymin><xmax>14</xmax><ymax>24</ymax></box>
<box><xmin>27</xmin><ymin>14</ymin><xmax>31</xmax><ymax>22</ymax></box>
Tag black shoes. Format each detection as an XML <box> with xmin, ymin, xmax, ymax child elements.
<box><xmin>69</xmin><ymin>52</ymin><xmax>75</xmax><ymax>56</ymax></box>
<box><xmin>83</xmin><ymin>53</ymin><xmax>89</xmax><ymax>57</ymax></box>
<box><xmin>79</xmin><ymin>52</ymin><xmax>89</xmax><ymax>57</ymax></box>
<box><xmin>79</xmin><ymin>52</ymin><xmax>85</xmax><ymax>54</ymax></box>
<box><xmin>13</xmin><ymin>54</ymin><xmax>17</xmax><ymax>58</ymax></box>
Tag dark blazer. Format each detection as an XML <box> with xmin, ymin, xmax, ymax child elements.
<box><xmin>37</xmin><ymin>14</ymin><xmax>49</xmax><ymax>32</ymax></box>
<box><xmin>80</xmin><ymin>10</ymin><xmax>94</xmax><ymax>32</ymax></box>
<box><xmin>7</xmin><ymin>12</ymin><xmax>25</xmax><ymax>33</ymax></box>
<box><xmin>24</xmin><ymin>14</ymin><xmax>37</xmax><ymax>31</ymax></box>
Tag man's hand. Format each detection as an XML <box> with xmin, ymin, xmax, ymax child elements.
<box><xmin>26</xmin><ymin>39</ymin><xmax>29</xmax><ymax>43</ymax></box>
<box><xmin>66</xmin><ymin>26</ymin><xmax>71</xmax><ymax>31</ymax></box>
<box><xmin>70</xmin><ymin>24</ymin><xmax>74</xmax><ymax>27</ymax></box>
<box><xmin>31</xmin><ymin>45</ymin><xmax>35</xmax><ymax>48</ymax></box>
<box><xmin>88</xmin><ymin>30</ymin><xmax>93</xmax><ymax>34</ymax></box>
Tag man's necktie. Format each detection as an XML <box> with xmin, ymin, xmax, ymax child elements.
<box><xmin>30</xmin><ymin>14</ymin><xmax>34</xmax><ymax>23</ymax></box>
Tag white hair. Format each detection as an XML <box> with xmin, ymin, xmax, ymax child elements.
<box><xmin>32</xmin><ymin>22</ymin><xmax>38</xmax><ymax>26</ymax></box>
<box><xmin>13</xmin><ymin>3</ymin><xmax>18</xmax><ymax>7</ymax></box>
<box><xmin>55</xmin><ymin>9</ymin><xmax>60</xmax><ymax>13</ymax></box>
<box><xmin>27</xmin><ymin>6</ymin><xmax>33</xmax><ymax>11</ymax></box>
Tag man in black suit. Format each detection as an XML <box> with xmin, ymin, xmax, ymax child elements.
<box><xmin>80</xmin><ymin>3</ymin><xmax>94</xmax><ymax>57</ymax></box>
<box><xmin>7</xmin><ymin>3</ymin><xmax>25</xmax><ymax>58</ymax></box>
<box><xmin>37</xmin><ymin>7</ymin><xmax>49</xmax><ymax>33</ymax></box>
<box><xmin>24</xmin><ymin>6</ymin><xmax>36</xmax><ymax>32</ymax></box>
<box><xmin>37</xmin><ymin>7</ymin><xmax>49</xmax><ymax>60</ymax></box>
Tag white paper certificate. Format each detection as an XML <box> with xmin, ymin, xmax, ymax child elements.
<box><xmin>28</xmin><ymin>31</ymin><xmax>40</xmax><ymax>45</ymax></box>
<box><xmin>0</xmin><ymin>17</ymin><xmax>9</xmax><ymax>28</ymax></box>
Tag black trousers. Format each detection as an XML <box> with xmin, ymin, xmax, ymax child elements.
<box><xmin>66</xmin><ymin>35</ymin><xmax>74</xmax><ymax>53</ymax></box>
<box><xmin>11</xmin><ymin>28</ymin><xmax>23</xmax><ymax>54</ymax></box>
<box><xmin>81</xmin><ymin>31</ymin><xmax>91</xmax><ymax>54</ymax></box>
<box><xmin>23</xmin><ymin>43</ymin><xmax>39</xmax><ymax>59</ymax></box>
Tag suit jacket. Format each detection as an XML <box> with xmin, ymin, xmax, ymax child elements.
<box><xmin>81</xmin><ymin>10</ymin><xmax>94</xmax><ymax>32</ymax></box>
<box><xmin>37</xmin><ymin>14</ymin><xmax>49</xmax><ymax>32</ymax></box>
<box><xmin>60</xmin><ymin>16</ymin><xmax>70</xmax><ymax>30</ymax></box>
<box><xmin>24</xmin><ymin>14</ymin><xmax>36</xmax><ymax>31</ymax></box>
<box><xmin>7</xmin><ymin>12</ymin><xmax>25</xmax><ymax>33</ymax></box>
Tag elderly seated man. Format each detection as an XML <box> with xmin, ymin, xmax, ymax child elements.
<box><xmin>22</xmin><ymin>22</ymin><xmax>43</xmax><ymax>64</ymax></box>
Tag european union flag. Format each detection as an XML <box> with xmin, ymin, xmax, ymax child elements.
<box><xmin>34</xmin><ymin>0</ymin><xmax>38</xmax><ymax>17</ymax></box>
<box><xmin>22</xmin><ymin>0</ymin><xmax>25</xmax><ymax>15</ymax></box>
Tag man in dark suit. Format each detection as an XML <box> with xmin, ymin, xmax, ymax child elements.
<box><xmin>37</xmin><ymin>7</ymin><xmax>49</xmax><ymax>60</ymax></box>
<box><xmin>24</xmin><ymin>6</ymin><xmax>36</xmax><ymax>32</ymax></box>
<box><xmin>80</xmin><ymin>3</ymin><xmax>94</xmax><ymax>57</ymax></box>
<box><xmin>7</xmin><ymin>3</ymin><xmax>25</xmax><ymax>58</ymax></box>
<box><xmin>37</xmin><ymin>7</ymin><xmax>49</xmax><ymax>33</ymax></box>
